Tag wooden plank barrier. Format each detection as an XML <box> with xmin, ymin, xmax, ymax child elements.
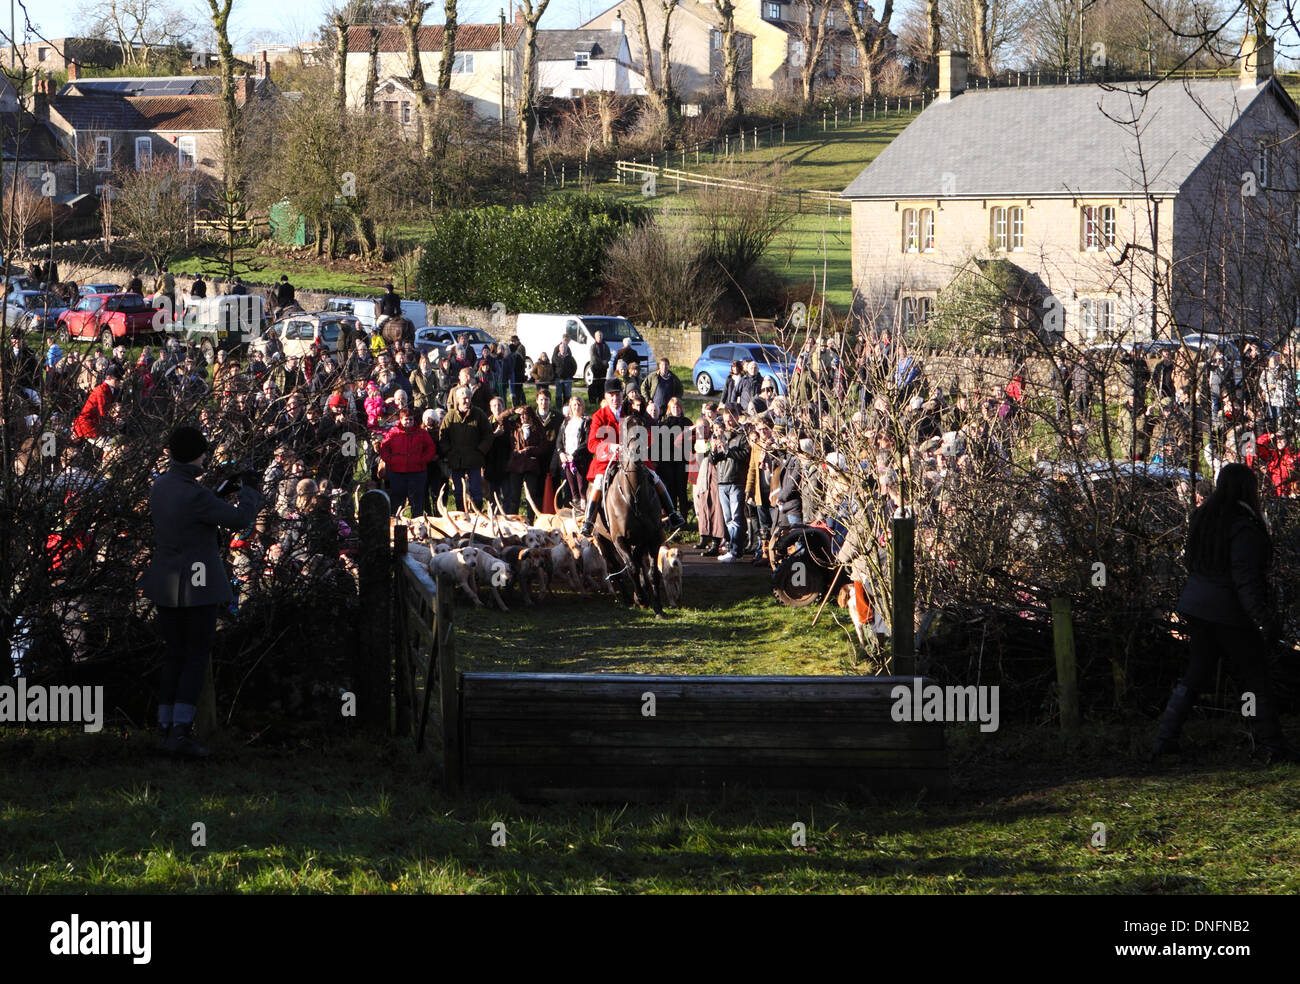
<box><xmin>458</xmin><ymin>674</ymin><xmax>949</xmax><ymax>801</ymax></box>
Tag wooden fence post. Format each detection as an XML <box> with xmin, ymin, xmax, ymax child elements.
<box><xmin>392</xmin><ymin>523</ymin><xmax>413</xmax><ymax>738</ymax></box>
<box><xmin>437</xmin><ymin>573</ymin><xmax>461</xmax><ymax>792</ymax></box>
<box><xmin>890</xmin><ymin>513</ymin><xmax>916</xmax><ymax>676</ymax></box>
<box><xmin>356</xmin><ymin>489</ymin><xmax>393</xmax><ymax>734</ymax></box>
<box><xmin>1051</xmin><ymin>597</ymin><xmax>1080</xmax><ymax>733</ymax></box>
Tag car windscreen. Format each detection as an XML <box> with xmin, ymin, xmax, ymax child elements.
<box><xmin>746</xmin><ymin>345</ymin><xmax>790</xmax><ymax>364</ymax></box>
<box><xmin>25</xmin><ymin>294</ymin><xmax>62</xmax><ymax>308</ymax></box>
<box><xmin>583</xmin><ymin>317</ymin><xmax>641</xmax><ymax>342</ymax></box>
<box><xmin>320</xmin><ymin>322</ymin><xmax>342</xmax><ymax>341</ymax></box>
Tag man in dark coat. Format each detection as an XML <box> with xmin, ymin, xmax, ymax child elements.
<box><xmin>275</xmin><ymin>275</ymin><xmax>295</xmax><ymax>310</ymax></box>
<box><xmin>379</xmin><ymin>283</ymin><xmax>402</xmax><ymax>317</ymax></box>
<box><xmin>138</xmin><ymin>427</ymin><xmax>263</xmax><ymax>757</ymax></box>
<box><xmin>552</xmin><ymin>338</ymin><xmax>577</xmax><ymax>405</ymax></box>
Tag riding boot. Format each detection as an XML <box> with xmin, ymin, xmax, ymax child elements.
<box><xmin>581</xmin><ymin>488</ymin><xmax>602</xmax><ymax>537</ymax></box>
<box><xmin>165</xmin><ymin>722</ymin><xmax>211</xmax><ymax>760</ymax></box>
<box><xmin>656</xmin><ymin>485</ymin><xmax>684</xmax><ymax>532</ymax></box>
<box><xmin>1149</xmin><ymin>682</ymin><xmax>1192</xmax><ymax>759</ymax></box>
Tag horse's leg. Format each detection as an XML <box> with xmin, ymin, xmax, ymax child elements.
<box><xmin>649</xmin><ymin>546</ymin><xmax>665</xmax><ymax>617</ymax></box>
<box><xmin>615</xmin><ymin>535</ymin><xmax>643</xmax><ymax>607</ymax></box>
<box><xmin>600</xmin><ymin>535</ymin><xmax>634</xmax><ymax>605</ymax></box>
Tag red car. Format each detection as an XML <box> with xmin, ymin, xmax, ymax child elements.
<box><xmin>58</xmin><ymin>292</ymin><xmax>158</xmax><ymax>347</ymax></box>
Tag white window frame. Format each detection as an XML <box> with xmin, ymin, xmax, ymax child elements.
<box><xmin>1082</xmin><ymin>205</ymin><xmax>1115</xmax><ymax>251</ymax></box>
<box><xmin>712</xmin><ymin>30</ymin><xmax>723</xmax><ymax>51</ymax></box>
<box><xmin>846</xmin><ymin>45</ymin><xmax>859</xmax><ymax>67</ymax></box>
<box><xmin>789</xmin><ymin>39</ymin><xmax>805</xmax><ymax>68</ymax></box>
<box><xmin>1009</xmin><ymin>206</ymin><xmax>1024</xmax><ymax>251</ymax></box>
<box><xmin>94</xmin><ymin>136</ymin><xmax>112</xmax><ymax>171</ymax></box>
<box><xmin>991</xmin><ymin>207</ymin><xmax>1007</xmax><ymax>250</ymax></box>
<box><xmin>902</xmin><ymin>208</ymin><xmax>919</xmax><ymax>252</ymax></box>
<box><xmin>178</xmin><ymin>136</ymin><xmax>197</xmax><ymax>171</ymax></box>
<box><xmin>570</xmin><ymin>88</ymin><xmax>584</xmax><ymax>98</ymax></box>
<box><xmin>921</xmin><ymin>208</ymin><xmax>935</xmax><ymax>251</ymax></box>
<box><xmin>401</xmin><ymin>102</ymin><xmax>412</xmax><ymax>124</ymax></box>
<box><xmin>452</xmin><ymin>52</ymin><xmax>474</xmax><ymax>74</ymax></box>
<box><xmin>575</xmin><ymin>51</ymin><xmax>590</xmax><ymax>70</ymax></box>
<box><xmin>901</xmin><ymin>296</ymin><xmax>917</xmax><ymax>332</ymax></box>
<box><xmin>134</xmin><ymin>136</ymin><xmax>152</xmax><ymax>170</ymax></box>
<box><xmin>917</xmin><ymin>296</ymin><xmax>933</xmax><ymax>326</ymax></box>
<box><xmin>1080</xmin><ymin>297</ymin><xmax>1115</xmax><ymax>341</ymax></box>
<box><xmin>765</xmin><ymin>1</ymin><xmax>782</xmax><ymax>20</ymax></box>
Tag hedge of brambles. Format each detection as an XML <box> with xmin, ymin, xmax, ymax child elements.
<box><xmin>415</xmin><ymin>194</ymin><xmax>646</xmax><ymax>313</ymax></box>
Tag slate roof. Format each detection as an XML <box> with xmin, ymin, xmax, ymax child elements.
<box><xmin>59</xmin><ymin>76</ymin><xmax>223</xmax><ymax>97</ymax></box>
<box><xmin>51</xmin><ymin>95</ymin><xmax>227</xmax><ymax>131</ymax></box>
<box><xmin>0</xmin><ymin>113</ymin><xmax>63</xmax><ymax>160</ymax></box>
<box><xmin>346</xmin><ymin>24</ymin><xmax>524</xmax><ymax>53</ymax></box>
<box><xmin>842</xmin><ymin>78</ymin><xmax>1298</xmax><ymax>199</ymax></box>
<box><xmin>537</xmin><ymin>30</ymin><xmax>624</xmax><ymax>62</ymax></box>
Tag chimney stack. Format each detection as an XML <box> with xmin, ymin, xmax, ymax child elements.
<box><xmin>1240</xmin><ymin>35</ymin><xmax>1273</xmax><ymax>88</ymax></box>
<box><xmin>612</xmin><ymin>11</ymin><xmax>625</xmax><ymax>34</ymax></box>
<box><xmin>937</xmin><ymin>50</ymin><xmax>967</xmax><ymax>102</ymax></box>
<box><xmin>237</xmin><ymin>72</ymin><xmax>254</xmax><ymax>105</ymax></box>
<box><xmin>259</xmin><ymin>50</ymin><xmax>270</xmax><ymax>79</ymax></box>
<box><xmin>67</xmin><ymin>59</ymin><xmax>80</xmax><ymax>82</ymax></box>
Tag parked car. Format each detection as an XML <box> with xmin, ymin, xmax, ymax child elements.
<box><xmin>78</xmin><ymin>283</ymin><xmax>121</xmax><ymax>298</ymax></box>
<box><xmin>692</xmin><ymin>342</ymin><xmax>796</xmax><ymax>396</ymax></box>
<box><xmin>57</xmin><ymin>293</ymin><xmax>157</xmax><ymax>346</ymax></box>
<box><xmin>4</xmin><ymin>290</ymin><xmax>68</xmax><ymax>332</ymax></box>
<box><xmin>413</xmin><ymin>325</ymin><xmax>496</xmax><ymax>361</ymax></box>
<box><xmin>514</xmin><ymin>313</ymin><xmax>655</xmax><ymax>384</ymax></box>
<box><xmin>259</xmin><ymin>312</ymin><xmax>360</xmax><ymax>358</ymax></box>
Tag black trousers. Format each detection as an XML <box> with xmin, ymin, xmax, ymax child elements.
<box><xmin>157</xmin><ymin>604</ymin><xmax>219</xmax><ymax>708</ymax></box>
<box><xmin>1178</xmin><ymin>615</ymin><xmax>1282</xmax><ymax>743</ymax></box>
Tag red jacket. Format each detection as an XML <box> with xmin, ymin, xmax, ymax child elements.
<box><xmin>379</xmin><ymin>423</ymin><xmax>436</xmax><ymax>474</ymax></box>
<box><xmin>1256</xmin><ymin>433</ymin><xmax>1299</xmax><ymax>496</ymax></box>
<box><xmin>585</xmin><ymin>405</ymin><xmax>656</xmax><ymax>481</ymax></box>
<box><xmin>72</xmin><ymin>382</ymin><xmax>115</xmax><ymax>439</ymax></box>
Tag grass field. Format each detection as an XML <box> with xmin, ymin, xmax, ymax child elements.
<box><xmin>3</xmin><ymin>565</ymin><xmax>1299</xmax><ymax>894</ymax></box>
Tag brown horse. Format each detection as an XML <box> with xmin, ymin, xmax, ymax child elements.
<box><xmin>593</xmin><ymin>416</ymin><xmax>665</xmax><ymax>615</ymax></box>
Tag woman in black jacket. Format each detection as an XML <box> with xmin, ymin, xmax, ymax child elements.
<box><xmin>1152</xmin><ymin>463</ymin><xmax>1294</xmax><ymax>762</ymax></box>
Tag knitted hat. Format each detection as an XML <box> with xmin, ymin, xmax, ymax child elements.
<box><xmin>167</xmin><ymin>426</ymin><xmax>209</xmax><ymax>462</ymax></box>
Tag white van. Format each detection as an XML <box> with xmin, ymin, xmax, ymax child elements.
<box><xmin>326</xmin><ymin>296</ymin><xmax>427</xmax><ymax>333</ymax></box>
<box><xmin>514</xmin><ymin>313</ymin><xmax>654</xmax><ymax>385</ymax></box>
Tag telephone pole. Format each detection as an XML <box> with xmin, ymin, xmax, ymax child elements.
<box><xmin>499</xmin><ymin>9</ymin><xmax>506</xmax><ymax>164</ymax></box>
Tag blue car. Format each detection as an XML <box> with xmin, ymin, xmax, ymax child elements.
<box><xmin>692</xmin><ymin>342</ymin><xmax>795</xmax><ymax>397</ymax></box>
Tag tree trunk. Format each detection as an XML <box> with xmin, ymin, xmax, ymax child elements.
<box><xmin>334</xmin><ymin>14</ymin><xmax>349</xmax><ymax>117</ymax></box>
<box><xmin>516</xmin><ymin>3</ymin><xmax>551</xmax><ymax>176</ymax></box>
<box><xmin>206</xmin><ymin>1</ymin><xmax>240</xmax><ymax>190</ymax></box>
<box><xmin>971</xmin><ymin>0</ymin><xmax>992</xmax><ymax>76</ymax></box>
<box><xmin>926</xmin><ymin>0</ymin><xmax>941</xmax><ymax>84</ymax></box>
<box><xmin>405</xmin><ymin>0</ymin><xmax>436</xmax><ymax>159</ymax></box>
<box><xmin>840</xmin><ymin>0</ymin><xmax>892</xmax><ymax>100</ymax></box>
<box><xmin>437</xmin><ymin>0</ymin><xmax>458</xmax><ymax>101</ymax></box>
<box><xmin>658</xmin><ymin>0</ymin><xmax>680</xmax><ymax>109</ymax></box>
<box><xmin>800</xmin><ymin>2</ymin><xmax>830</xmax><ymax>109</ymax></box>
<box><xmin>718</xmin><ymin>0</ymin><xmax>741</xmax><ymax>117</ymax></box>
<box><xmin>365</xmin><ymin>27</ymin><xmax>379</xmax><ymax>111</ymax></box>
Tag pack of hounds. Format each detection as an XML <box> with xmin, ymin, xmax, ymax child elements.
<box><xmin>398</xmin><ymin>486</ymin><xmax>682</xmax><ymax>612</ymax></box>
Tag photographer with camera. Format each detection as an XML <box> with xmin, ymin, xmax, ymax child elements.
<box><xmin>138</xmin><ymin>427</ymin><xmax>263</xmax><ymax>758</ymax></box>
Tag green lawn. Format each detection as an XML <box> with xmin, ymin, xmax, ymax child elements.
<box><xmin>5</xmin><ymin>719</ymin><xmax>1297</xmax><ymax>893</ymax></box>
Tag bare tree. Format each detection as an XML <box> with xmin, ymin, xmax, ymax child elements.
<box><xmin>78</xmin><ymin>0</ymin><xmax>197</xmax><ymax>68</ymax></box>
<box><xmin>794</xmin><ymin>1</ymin><xmax>832</xmax><ymax>106</ymax></box>
<box><xmin>403</xmin><ymin>0</ymin><xmax>438</xmax><ymax>159</ymax></box>
<box><xmin>840</xmin><ymin>0</ymin><xmax>894</xmax><ymax>97</ymax></box>
<box><xmin>717</xmin><ymin>0</ymin><xmax>743</xmax><ymax>116</ymax></box>
<box><xmin>436</xmin><ymin>0</ymin><xmax>458</xmax><ymax>103</ymax></box>
<box><xmin>333</xmin><ymin>11</ymin><xmax>350</xmax><ymax>116</ymax></box>
<box><xmin>110</xmin><ymin>160</ymin><xmax>195</xmax><ymax>270</ymax></box>
<box><xmin>203</xmin><ymin>0</ymin><xmax>240</xmax><ymax>189</ymax></box>
<box><xmin>365</xmin><ymin>26</ymin><xmax>380</xmax><ymax>110</ymax></box>
<box><xmin>515</xmin><ymin>0</ymin><xmax>551</xmax><ymax>176</ymax></box>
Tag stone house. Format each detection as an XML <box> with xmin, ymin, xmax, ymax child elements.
<box><xmin>581</xmin><ymin>2</ymin><xmax>754</xmax><ymax>104</ymax></box>
<box><xmin>842</xmin><ymin>44</ymin><xmax>1300</xmax><ymax>343</ymax></box>
<box><xmin>345</xmin><ymin>24</ymin><xmax>525</xmax><ymax>122</ymax></box>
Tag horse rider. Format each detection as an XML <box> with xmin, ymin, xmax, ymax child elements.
<box><xmin>580</xmin><ymin>380</ymin><xmax>684</xmax><ymax>537</ymax></box>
